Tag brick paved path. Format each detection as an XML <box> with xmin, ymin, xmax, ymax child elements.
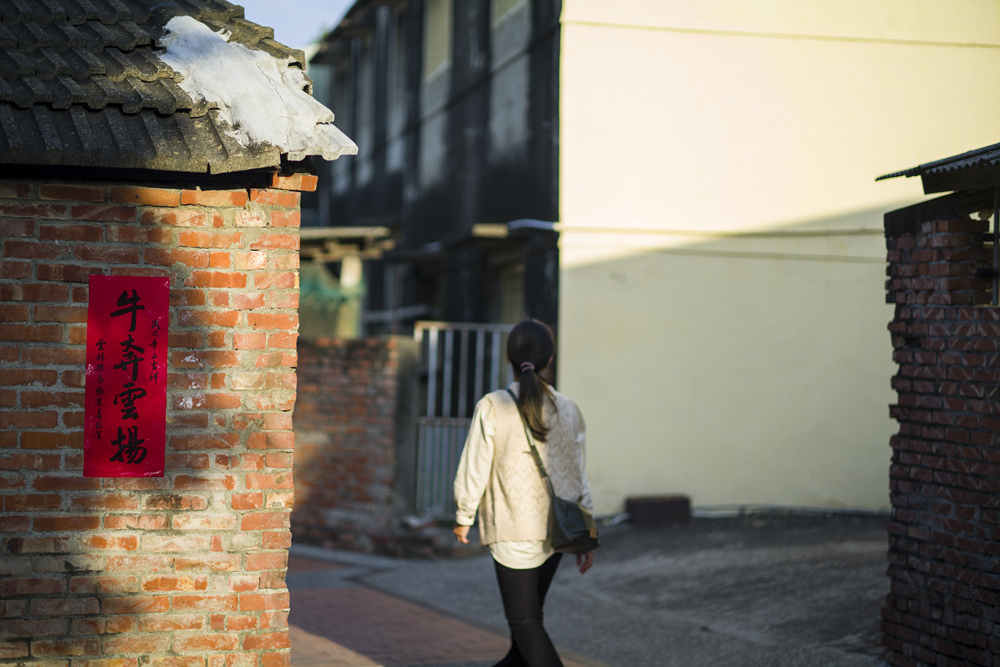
<box><xmin>287</xmin><ymin>555</ymin><xmax>592</xmax><ymax>667</ymax></box>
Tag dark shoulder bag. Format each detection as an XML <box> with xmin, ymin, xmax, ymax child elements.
<box><xmin>506</xmin><ymin>389</ymin><xmax>599</xmax><ymax>555</ymax></box>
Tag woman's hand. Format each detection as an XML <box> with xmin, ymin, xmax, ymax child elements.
<box><xmin>453</xmin><ymin>524</ymin><xmax>471</xmax><ymax>544</ymax></box>
<box><xmin>577</xmin><ymin>550</ymin><xmax>594</xmax><ymax>574</ymax></box>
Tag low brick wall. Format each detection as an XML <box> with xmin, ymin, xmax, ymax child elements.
<box><xmin>883</xmin><ymin>215</ymin><xmax>1000</xmax><ymax>665</ymax></box>
<box><xmin>292</xmin><ymin>337</ymin><xmax>418</xmax><ymax>554</ymax></box>
<box><xmin>0</xmin><ymin>174</ymin><xmax>311</xmax><ymax>666</ymax></box>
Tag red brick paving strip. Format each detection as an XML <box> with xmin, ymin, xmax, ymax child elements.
<box><xmin>289</xmin><ymin>624</ymin><xmax>380</xmax><ymax>667</ymax></box>
<box><xmin>289</xmin><ymin>587</ymin><xmax>511</xmax><ymax>665</ymax></box>
<box><xmin>287</xmin><ymin>557</ymin><xmax>593</xmax><ymax>667</ymax></box>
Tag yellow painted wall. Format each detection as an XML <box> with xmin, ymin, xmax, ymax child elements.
<box><xmin>558</xmin><ymin>0</ymin><xmax>1000</xmax><ymax>514</ymax></box>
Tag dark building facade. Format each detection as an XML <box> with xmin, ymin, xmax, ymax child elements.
<box><xmin>306</xmin><ymin>0</ymin><xmax>561</xmax><ymax>333</ymax></box>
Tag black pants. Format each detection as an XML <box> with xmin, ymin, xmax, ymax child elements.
<box><xmin>492</xmin><ymin>553</ymin><xmax>564</xmax><ymax>667</ymax></box>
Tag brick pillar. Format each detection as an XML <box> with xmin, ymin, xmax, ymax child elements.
<box><xmin>883</xmin><ymin>214</ymin><xmax>1000</xmax><ymax>666</ymax></box>
<box><xmin>0</xmin><ymin>173</ymin><xmax>313</xmax><ymax>666</ymax></box>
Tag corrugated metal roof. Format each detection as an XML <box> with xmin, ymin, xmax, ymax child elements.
<box><xmin>877</xmin><ymin>141</ymin><xmax>1000</xmax><ymax>182</ymax></box>
<box><xmin>0</xmin><ymin>0</ymin><xmax>317</xmax><ymax>174</ymax></box>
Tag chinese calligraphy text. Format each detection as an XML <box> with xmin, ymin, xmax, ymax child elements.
<box><xmin>84</xmin><ymin>276</ymin><xmax>169</xmax><ymax>477</ymax></box>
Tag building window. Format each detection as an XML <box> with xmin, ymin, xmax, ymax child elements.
<box><xmin>492</xmin><ymin>0</ymin><xmax>526</xmax><ymax>25</ymax></box>
<box><xmin>423</xmin><ymin>0</ymin><xmax>452</xmax><ymax>79</ymax></box>
<box><xmin>498</xmin><ymin>262</ymin><xmax>524</xmax><ymax>324</ymax></box>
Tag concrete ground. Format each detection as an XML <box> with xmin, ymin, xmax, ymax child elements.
<box><xmin>287</xmin><ymin>512</ymin><xmax>889</xmax><ymax>667</ymax></box>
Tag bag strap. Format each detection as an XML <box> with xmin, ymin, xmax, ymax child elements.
<box><xmin>506</xmin><ymin>388</ymin><xmax>556</xmax><ymax>498</ymax></box>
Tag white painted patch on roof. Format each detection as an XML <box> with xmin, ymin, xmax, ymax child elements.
<box><xmin>157</xmin><ymin>15</ymin><xmax>357</xmax><ymax>161</ymax></box>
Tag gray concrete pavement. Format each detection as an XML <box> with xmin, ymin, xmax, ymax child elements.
<box><xmin>289</xmin><ymin>512</ymin><xmax>889</xmax><ymax>667</ymax></box>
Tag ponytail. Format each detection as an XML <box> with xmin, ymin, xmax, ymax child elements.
<box><xmin>507</xmin><ymin>320</ymin><xmax>555</xmax><ymax>441</ymax></box>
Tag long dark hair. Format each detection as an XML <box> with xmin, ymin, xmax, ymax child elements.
<box><xmin>507</xmin><ymin>319</ymin><xmax>555</xmax><ymax>441</ymax></box>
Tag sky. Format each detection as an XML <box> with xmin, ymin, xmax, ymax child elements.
<box><xmin>236</xmin><ymin>0</ymin><xmax>355</xmax><ymax>51</ymax></box>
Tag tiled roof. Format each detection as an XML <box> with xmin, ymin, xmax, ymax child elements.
<box><xmin>877</xmin><ymin>142</ymin><xmax>1000</xmax><ymax>182</ymax></box>
<box><xmin>0</xmin><ymin>0</ymin><xmax>318</xmax><ymax>174</ymax></box>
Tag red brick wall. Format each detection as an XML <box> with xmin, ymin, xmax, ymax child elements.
<box><xmin>0</xmin><ymin>173</ymin><xmax>313</xmax><ymax>666</ymax></box>
<box><xmin>883</xmin><ymin>215</ymin><xmax>1000</xmax><ymax>666</ymax></box>
<box><xmin>292</xmin><ymin>337</ymin><xmax>417</xmax><ymax>554</ymax></box>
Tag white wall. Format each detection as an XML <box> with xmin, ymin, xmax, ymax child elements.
<box><xmin>558</xmin><ymin>0</ymin><xmax>1000</xmax><ymax>514</ymax></box>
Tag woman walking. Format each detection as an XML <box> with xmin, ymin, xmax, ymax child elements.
<box><xmin>453</xmin><ymin>319</ymin><xmax>595</xmax><ymax>667</ymax></box>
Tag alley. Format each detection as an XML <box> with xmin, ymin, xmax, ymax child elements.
<box><xmin>287</xmin><ymin>513</ymin><xmax>888</xmax><ymax>667</ymax></box>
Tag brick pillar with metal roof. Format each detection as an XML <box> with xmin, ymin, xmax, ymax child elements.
<box><xmin>880</xmin><ymin>144</ymin><xmax>1000</xmax><ymax>666</ymax></box>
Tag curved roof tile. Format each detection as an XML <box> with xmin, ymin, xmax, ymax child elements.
<box><xmin>0</xmin><ymin>0</ymin><xmax>350</xmax><ymax>174</ymax></box>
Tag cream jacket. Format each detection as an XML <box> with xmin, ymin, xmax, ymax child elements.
<box><xmin>454</xmin><ymin>383</ymin><xmax>592</xmax><ymax>545</ymax></box>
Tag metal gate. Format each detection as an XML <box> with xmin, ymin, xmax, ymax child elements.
<box><xmin>414</xmin><ymin>321</ymin><xmax>513</xmax><ymax>516</ymax></box>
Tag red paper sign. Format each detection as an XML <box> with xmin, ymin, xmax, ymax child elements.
<box><xmin>84</xmin><ymin>276</ymin><xmax>169</xmax><ymax>477</ymax></box>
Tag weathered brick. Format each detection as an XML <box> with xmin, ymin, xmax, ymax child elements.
<box><xmin>232</xmin><ymin>492</ymin><xmax>264</xmax><ymax>510</ymax></box>
<box><xmin>70</xmin><ymin>495</ymin><xmax>140</xmax><ymax>511</ymax></box>
<box><xmin>0</xmin><ymin>181</ymin><xmax>32</xmax><ymax>198</ymax></box>
<box><xmin>39</xmin><ymin>184</ymin><xmax>106</xmax><ymax>202</ymax></box>
<box><xmin>0</xmin><ymin>304</ymin><xmax>27</xmax><ymax>322</ymax></box>
<box><xmin>0</xmin><ymin>202</ymin><xmax>66</xmax><ymax>218</ymax></box>
<box><xmin>0</xmin><ymin>259</ymin><xmax>31</xmax><ymax>279</ymax></box>
<box><xmin>0</xmin><ymin>369</ymin><xmax>58</xmax><ymax>386</ymax></box>
<box><xmin>20</xmin><ymin>431</ymin><xmax>84</xmax><ymax>450</ymax></box>
<box><xmin>4</xmin><ymin>493</ymin><xmax>62</xmax><ymax>511</ymax></box>
<box><xmin>184</xmin><ymin>270</ymin><xmax>247</xmax><ymax>288</ymax></box>
<box><xmin>209</xmin><ymin>251</ymin><xmax>231</xmax><ymax>268</ymax></box>
<box><xmin>240</xmin><ymin>512</ymin><xmax>289</xmax><ymax>531</ymax></box>
<box><xmin>3</xmin><ymin>618</ymin><xmax>66</xmax><ymax>637</ymax></box>
<box><xmin>34</xmin><ymin>304</ymin><xmax>87</xmax><ymax>323</ymax></box>
<box><xmin>69</xmin><ymin>575</ymin><xmax>140</xmax><ymax>595</ymax></box>
<box><xmin>1</xmin><ymin>176</ymin><xmax>300</xmax><ymax>667</ymax></box>
<box><xmin>109</xmin><ymin>186</ymin><xmax>181</xmax><ymax>207</ymax></box>
<box><xmin>171</xmin><ymin>595</ymin><xmax>238</xmax><ymax>612</ymax></box>
<box><xmin>248</xmin><ymin>313</ymin><xmax>297</xmax><ymax>331</ymax></box>
<box><xmin>0</xmin><ymin>576</ymin><xmax>66</xmax><ymax>596</ymax></box>
<box><xmin>234</xmin><ymin>332</ymin><xmax>267</xmax><ymax>349</ymax></box>
<box><xmin>2</xmin><ymin>282</ymin><xmax>71</xmax><ymax>301</ymax></box>
<box><xmin>254</xmin><ymin>271</ymin><xmax>296</xmax><ymax>290</ymax></box>
<box><xmin>0</xmin><ymin>641</ymin><xmax>28</xmax><ymax>660</ymax></box>
<box><xmin>30</xmin><ymin>637</ymin><xmax>100</xmax><ymax>657</ymax></box>
<box><xmin>173</xmin><ymin>632</ymin><xmax>239</xmax><ymax>652</ymax></box>
<box><xmin>144</xmin><ymin>247</ymin><xmax>210</xmax><ymax>268</ymax></box>
<box><xmin>82</xmin><ymin>534</ymin><xmax>139</xmax><ymax>551</ymax></box>
<box><xmin>177</xmin><ymin>229</ymin><xmax>244</xmax><ymax>248</ymax></box>
<box><xmin>70</xmin><ymin>204</ymin><xmax>136</xmax><ymax>222</ymax></box>
<box><xmin>74</xmin><ymin>244</ymin><xmax>142</xmax><ymax>263</ymax></box>
<box><xmin>101</xmin><ymin>635</ymin><xmax>172</xmax><ymax>654</ymax></box>
<box><xmin>242</xmin><ymin>631</ymin><xmax>291</xmax><ymax>650</ymax></box>
<box><xmin>250</xmin><ymin>189</ymin><xmax>299</xmax><ymax>207</ymax></box>
<box><xmin>140</xmin><ymin>207</ymin><xmax>211</xmax><ymax>227</ymax></box>
<box><xmin>180</xmin><ymin>188</ymin><xmax>249</xmax><ymax>207</ymax></box>
<box><xmin>247</xmin><ymin>432</ymin><xmax>295</xmax><ymax>450</ymax></box>
<box><xmin>35</xmin><ymin>262</ymin><xmax>104</xmax><ymax>282</ymax></box>
<box><xmin>177</xmin><ymin>308</ymin><xmax>239</xmax><ymax>328</ymax></box>
<box><xmin>106</xmin><ymin>223</ymin><xmax>173</xmax><ymax>244</ymax></box>
<box><xmin>31</xmin><ymin>597</ymin><xmax>99</xmax><ymax>616</ymax></box>
<box><xmin>138</xmin><ymin>614</ymin><xmax>204</xmax><ymax>632</ymax></box>
<box><xmin>267</xmin><ymin>333</ymin><xmax>298</xmax><ymax>349</ymax></box>
<box><xmin>245</xmin><ymin>472</ymin><xmax>293</xmax><ymax>489</ymax></box>
<box><xmin>2</xmin><ymin>239</ymin><xmax>68</xmax><ymax>260</ymax></box>
<box><xmin>245</xmin><ymin>552</ymin><xmax>286</xmax><ymax>571</ymax></box>
<box><xmin>39</xmin><ymin>223</ymin><xmax>103</xmax><ymax>242</ymax></box>
<box><xmin>269</xmin><ymin>173</ymin><xmax>317</xmax><ymax>192</ymax></box>
<box><xmin>250</xmin><ymin>232</ymin><xmax>298</xmax><ymax>250</ymax></box>
<box><xmin>34</xmin><ymin>515</ymin><xmax>101</xmax><ymax>531</ymax></box>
